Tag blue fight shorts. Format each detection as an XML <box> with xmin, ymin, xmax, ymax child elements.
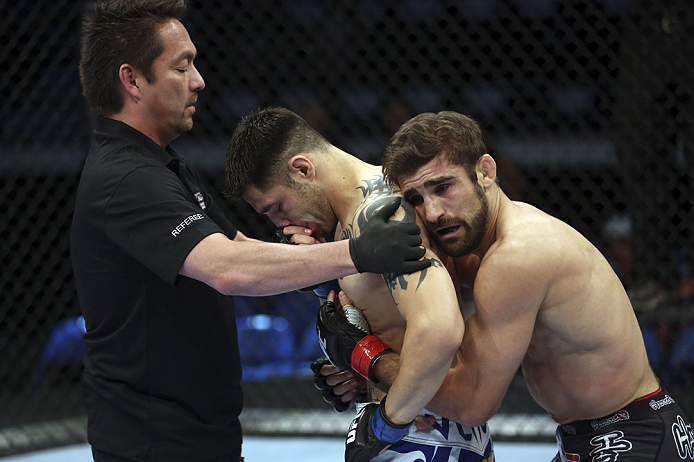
<box><xmin>356</xmin><ymin>403</ymin><xmax>494</xmax><ymax>462</ymax></box>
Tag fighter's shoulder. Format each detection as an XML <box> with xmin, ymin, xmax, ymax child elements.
<box><xmin>354</xmin><ymin>174</ymin><xmax>397</xmax><ymax>200</ymax></box>
<box><xmin>474</xmin><ymin>241</ymin><xmax>549</xmax><ymax>316</ymax></box>
<box><xmin>479</xmin><ymin>225</ymin><xmax>555</xmax><ymax>290</ymax></box>
<box><xmin>500</xmin><ymin>202</ymin><xmax>566</xmax><ymax>251</ymax></box>
<box><xmin>356</xmin><ymin>188</ymin><xmax>403</xmax><ymax>211</ymax></box>
<box><xmin>348</xmin><ymin>184</ymin><xmax>410</xmax><ymax>234</ymax></box>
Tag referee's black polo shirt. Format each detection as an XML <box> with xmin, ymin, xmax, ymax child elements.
<box><xmin>71</xmin><ymin>117</ymin><xmax>242</xmax><ymax>461</ymax></box>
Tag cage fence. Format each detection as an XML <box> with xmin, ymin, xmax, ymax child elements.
<box><xmin>1</xmin><ymin>0</ymin><xmax>693</xmax><ymax>457</ymax></box>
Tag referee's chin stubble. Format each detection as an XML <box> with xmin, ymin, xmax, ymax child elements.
<box><xmin>180</xmin><ymin>107</ymin><xmax>195</xmax><ymax>132</ymax></box>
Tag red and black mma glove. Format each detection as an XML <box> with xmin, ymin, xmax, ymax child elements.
<box><xmin>316</xmin><ymin>299</ymin><xmax>391</xmax><ymax>382</ymax></box>
<box><xmin>345</xmin><ymin>395</ymin><xmax>413</xmax><ymax>462</ymax></box>
<box><xmin>310</xmin><ymin>356</ymin><xmax>365</xmax><ymax>413</ymax></box>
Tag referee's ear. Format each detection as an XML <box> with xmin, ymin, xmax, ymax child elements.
<box><xmin>118</xmin><ymin>63</ymin><xmax>142</xmax><ymax>103</ymax></box>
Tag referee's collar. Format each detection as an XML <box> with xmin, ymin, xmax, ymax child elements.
<box><xmin>94</xmin><ymin>116</ymin><xmax>182</xmax><ymax>169</ymax></box>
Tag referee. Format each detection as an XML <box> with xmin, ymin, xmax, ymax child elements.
<box><xmin>72</xmin><ymin>1</ymin><xmax>428</xmax><ymax>461</ymax></box>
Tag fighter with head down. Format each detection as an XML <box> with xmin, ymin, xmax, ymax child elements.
<box><xmin>225</xmin><ymin>107</ymin><xmax>495</xmax><ymax>462</ymax></box>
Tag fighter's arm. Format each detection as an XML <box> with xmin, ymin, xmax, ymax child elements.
<box><xmin>382</xmin><ymin>251</ymin><xmax>464</xmax><ymax>424</ymax></box>
<box><xmin>375</xmin><ymin>248</ymin><xmax>545</xmax><ymax>426</ymax></box>
<box><xmin>179</xmin><ymin>197</ymin><xmax>430</xmax><ymax>296</ymax></box>
<box><xmin>350</xmin><ymin>196</ymin><xmax>464</xmax><ymax>425</ymax></box>
<box><xmin>432</xmin><ymin>252</ymin><xmax>543</xmax><ymax>425</ymax></box>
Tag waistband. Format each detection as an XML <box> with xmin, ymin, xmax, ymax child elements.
<box><xmin>559</xmin><ymin>387</ymin><xmax>678</xmax><ymax>435</ymax></box>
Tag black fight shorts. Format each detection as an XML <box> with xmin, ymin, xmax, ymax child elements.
<box><xmin>552</xmin><ymin>388</ymin><xmax>694</xmax><ymax>461</ymax></box>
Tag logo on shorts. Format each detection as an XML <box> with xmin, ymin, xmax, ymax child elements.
<box><xmin>672</xmin><ymin>414</ymin><xmax>694</xmax><ymax>459</ymax></box>
<box><xmin>590</xmin><ymin>411</ymin><xmax>630</xmax><ymax>431</ymax></box>
<box><xmin>649</xmin><ymin>394</ymin><xmax>675</xmax><ymax>410</ymax></box>
<box><xmin>589</xmin><ymin>431</ymin><xmax>632</xmax><ymax>461</ymax></box>
<box><xmin>346</xmin><ymin>407</ymin><xmax>366</xmax><ymax>444</ymax></box>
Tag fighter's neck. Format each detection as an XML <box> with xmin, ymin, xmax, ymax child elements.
<box><xmin>473</xmin><ymin>187</ymin><xmax>509</xmax><ymax>259</ymax></box>
<box><xmin>324</xmin><ymin>153</ymin><xmax>383</xmax><ymax>226</ymax></box>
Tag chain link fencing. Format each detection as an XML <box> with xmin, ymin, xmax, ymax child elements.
<box><xmin>1</xmin><ymin>0</ymin><xmax>693</xmax><ymax>456</ymax></box>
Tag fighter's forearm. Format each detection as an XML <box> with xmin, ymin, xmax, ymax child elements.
<box><xmin>372</xmin><ymin>350</ymin><xmax>471</xmax><ymax>422</ymax></box>
<box><xmin>379</xmin><ymin>321</ymin><xmax>460</xmax><ymax>424</ymax></box>
<box><xmin>372</xmin><ymin>351</ymin><xmax>399</xmax><ymax>387</ymax></box>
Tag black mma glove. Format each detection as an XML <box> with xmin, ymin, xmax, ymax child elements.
<box><xmin>311</xmin><ymin>356</ymin><xmax>365</xmax><ymax>413</ymax></box>
<box><xmin>348</xmin><ymin>197</ymin><xmax>430</xmax><ymax>275</ymax></box>
<box><xmin>273</xmin><ymin>226</ymin><xmax>339</xmax><ymax>297</ymax></box>
<box><xmin>345</xmin><ymin>396</ymin><xmax>412</xmax><ymax>462</ymax></box>
<box><xmin>316</xmin><ymin>300</ymin><xmax>391</xmax><ymax>381</ymax></box>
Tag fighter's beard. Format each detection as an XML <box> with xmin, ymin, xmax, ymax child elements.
<box><xmin>430</xmin><ymin>194</ymin><xmax>489</xmax><ymax>257</ymax></box>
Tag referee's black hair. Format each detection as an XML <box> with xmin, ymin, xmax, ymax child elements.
<box><xmin>79</xmin><ymin>0</ymin><xmax>188</xmax><ymax>116</ymax></box>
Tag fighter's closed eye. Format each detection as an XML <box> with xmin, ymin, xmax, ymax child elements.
<box><xmin>435</xmin><ymin>184</ymin><xmax>449</xmax><ymax>195</ymax></box>
<box><xmin>403</xmin><ymin>193</ymin><xmax>422</xmax><ymax>206</ymax></box>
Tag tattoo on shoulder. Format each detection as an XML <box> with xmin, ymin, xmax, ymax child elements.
<box><xmin>340</xmin><ymin>191</ymin><xmax>416</xmax><ymax>241</ymax></box>
<box><xmin>346</xmin><ymin>191</ymin><xmax>444</xmax><ymax>295</ymax></box>
<box><xmin>356</xmin><ymin>176</ymin><xmax>396</xmax><ymax>199</ymax></box>
<box><xmin>357</xmin><ymin>195</ymin><xmax>416</xmax><ymax>228</ymax></box>
<box><xmin>339</xmin><ymin>175</ymin><xmax>408</xmax><ymax>241</ymax></box>
<box><xmin>345</xmin><ymin>179</ymin><xmax>440</xmax><ymax>295</ymax></box>
<box><xmin>341</xmin><ymin>224</ymin><xmax>355</xmax><ymax>240</ymax></box>
<box><xmin>383</xmin><ymin>258</ymin><xmax>444</xmax><ymax>295</ymax></box>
